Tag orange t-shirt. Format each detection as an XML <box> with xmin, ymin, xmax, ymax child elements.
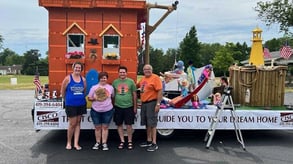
<box><xmin>137</xmin><ymin>74</ymin><xmax>162</xmax><ymax>102</ymax></box>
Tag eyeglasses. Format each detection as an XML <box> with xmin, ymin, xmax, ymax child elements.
<box><xmin>143</xmin><ymin>68</ymin><xmax>151</xmax><ymax>71</ymax></box>
<box><xmin>119</xmin><ymin>72</ymin><xmax>126</xmax><ymax>74</ymax></box>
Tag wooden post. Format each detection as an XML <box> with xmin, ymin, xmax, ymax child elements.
<box><xmin>144</xmin><ymin>1</ymin><xmax>178</xmax><ymax>64</ymax></box>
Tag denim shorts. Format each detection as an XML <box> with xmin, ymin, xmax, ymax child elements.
<box><xmin>90</xmin><ymin>108</ymin><xmax>114</xmax><ymax>126</ymax></box>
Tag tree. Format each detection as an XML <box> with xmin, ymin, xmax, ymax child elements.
<box><xmin>178</xmin><ymin>26</ymin><xmax>201</xmax><ymax>68</ymax></box>
<box><xmin>211</xmin><ymin>46</ymin><xmax>235</xmax><ymax>76</ymax></box>
<box><xmin>149</xmin><ymin>47</ymin><xmax>165</xmax><ymax>74</ymax></box>
<box><xmin>198</xmin><ymin>43</ymin><xmax>222</xmax><ymax>66</ymax></box>
<box><xmin>255</xmin><ymin>0</ymin><xmax>293</xmax><ymax>34</ymax></box>
<box><xmin>162</xmin><ymin>48</ymin><xmax>179</xmax><ymax>72</ymax></box>
<box><xmin>137</xmin><ymin>46</ymin><xmax>166</xmax><ymax>75</ymax></box>
<box><xmin>22</xmin><ymin>49</ymin><xmax>40</xmax><ymax>75</ymax></box>
<box><xmin>264</xmin><ymin>38</ymin><xmax>283</xmax><ymax>51</ymax></box>
<box><xmin>226</xmin><ymin>42</ymin><xmax>250</xmax><ymax>64</ymax></box>
<box><xmin>4</xmin><ymin>53</ymin><xmax>23</xmax><ymax>66</ymax></box>
<box><xmin>0</xmin><ymin>48</ymin><xmax>21</xmax><ymax>65</ymax></box>
<box><xmin>38</xmin><ymin>57</ymin><xmax>48</xmax><ymax>76</ymax></box>
<box><xmin>264</xmin><ymin>37</ymin><xmax>293</xmax><ymax>51</ymax></box>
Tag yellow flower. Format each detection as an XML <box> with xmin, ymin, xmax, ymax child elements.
<box><xmin>105</xmin><ymin>53</ymin><xmax>118</xmax><ymax>59</ymax></box>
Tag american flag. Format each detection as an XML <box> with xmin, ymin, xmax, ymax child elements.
<box><xmin>33</xmin><ymin>75</ymin><xmax>42</xmax><ymax>92</ymax></box>
<box><xmin>280</xmin><ymin>45</ymin><xmax>292</xmax><ymax>59</ymax></box>
<box><xmin>141</xmin><ymin>28</ymin><xmax>145</xmax><ymax>49</ymax></box>
<box><xmin>263</xmin><ymin>47</ymin><xmax>271</xmax><ymax>58</ymax></box>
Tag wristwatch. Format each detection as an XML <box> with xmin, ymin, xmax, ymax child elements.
<box><xmin>156</xmin><ymin>103</ymin><xmax>160</xmax><ymax>106</ymax></box>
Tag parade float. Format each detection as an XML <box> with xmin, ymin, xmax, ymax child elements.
<box><xmin>33</xmin><ymin>0</ymin><xmax>292</xmax><ymax>137</ymax></box>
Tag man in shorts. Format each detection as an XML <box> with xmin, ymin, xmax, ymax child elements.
<box><xmin>113</xmin><ymin>66</ymin><xmax>137</xmax><ymax>150</ymax></box>
<box><xmin>137</xmin><ymin>64</ymin><xmax>162</xmax><ymax>152</ymax></box>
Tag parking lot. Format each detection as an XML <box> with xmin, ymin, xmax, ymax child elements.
<box><xmin>0</xmin><ymin>90</ymin><xmax>293</xmax><ymax>164</ymax></box>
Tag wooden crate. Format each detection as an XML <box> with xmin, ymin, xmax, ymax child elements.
<box><xmin>229</xmin><ymin>65</ymin><xmax>288</xmax><ymax>107</ymax></box>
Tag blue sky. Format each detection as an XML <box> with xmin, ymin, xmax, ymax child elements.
<box><xmin>0</xmin><ymin>0</ymin><xmax>284</xmax><ymax>58</ymax></box>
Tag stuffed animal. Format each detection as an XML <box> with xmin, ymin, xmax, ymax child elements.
<box><xmin>94</xmin><ymin>87</ymin><xmax>108</xmax><ymax>101</ymax></box>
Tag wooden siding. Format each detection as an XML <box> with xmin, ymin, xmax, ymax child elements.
<box><xmin>39</xmin><ymin>0</ymin><xmax>146</xmax><ymax>93</ymax></box>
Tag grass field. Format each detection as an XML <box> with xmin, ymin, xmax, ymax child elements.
<box><xmin>0</xmin><ymin>75</ymin><xmax>141</xmax><ymax>90</ymax></box>
<box><xmin>0</xmin><ymin>75</ymin><xmax>292</xmax><ymax>92</ymax></box>
<box><xmin>0</xmin><ymin>75</ymin><xmax>48</xmax><ymax>90</ymax></box>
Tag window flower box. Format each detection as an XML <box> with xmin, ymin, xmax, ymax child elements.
<box><xmin>65</xmin><ymin>51</ymin><xmax>85</xmax><ymax>59</ymax></box>
<box><xmin>101</xmin><ymin>59</ymin><xmax>120</xmax><ymax>65</ymax></box>
<box><xmin>65</xmin><ymin>58</ymin><xmax>85</xmax><ymax>64</ymax></box>
<box><xmin>104</xmin><ymin>53</ymin><xmax>118</xmax><ymax>60</ymax></box>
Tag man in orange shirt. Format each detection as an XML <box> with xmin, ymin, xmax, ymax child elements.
<box><xmin>137</xmin><ymin>64</ymin><xmax>162</xmax><ymax>152</ymax></box>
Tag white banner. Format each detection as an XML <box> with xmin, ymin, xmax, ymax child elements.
<box><xmin>34</xmin><ymin>102</ymin><xmax>293</xmax><ymax>130</ymax></box>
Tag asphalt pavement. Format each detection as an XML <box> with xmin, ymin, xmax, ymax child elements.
<box><xmin>0</xmin><ymin>90</ymin><xmax>293</xmax><ymax>164</ymax></box>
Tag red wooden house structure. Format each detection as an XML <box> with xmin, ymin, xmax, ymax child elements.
<box><xmin>39</xmin><ymin>0</ymin><xmax>146</xmax><ymax>93</ymax></box>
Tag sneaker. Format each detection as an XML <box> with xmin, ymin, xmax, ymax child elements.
<box><xmin>92</xmin><ymin>143</ymin><xmax>100</xmax><ymax>150</ymax></box>
<box><xmin>139</xmin><ymin>141</ymin><xmax>152</xmax><ymax>147</ymax></box>
<box><xmin>102</xmin><ymin>143</ymin><xmax>109</xmax><ymax>151</ymax></box>
<box><xmin>147</xmin><ymin>143</ymin><xmax>158</xmax><ymax>152</ymax></box>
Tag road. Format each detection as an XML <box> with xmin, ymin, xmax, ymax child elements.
<box><xmin>0</xmin><ymin>90</ymin><xmax>293</xmax><ymax>164</ymax></box>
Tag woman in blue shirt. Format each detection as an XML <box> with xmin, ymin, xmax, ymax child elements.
<box><xmin>61</xmin><ymin>62</ymin><xmax>86</xmax><ymax>150</ymax></box>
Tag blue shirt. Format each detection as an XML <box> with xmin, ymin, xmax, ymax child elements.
<box><xmin>65</xmin><ymin>74</ymin><xmax>86</xmax><ymax>106</ymax></box>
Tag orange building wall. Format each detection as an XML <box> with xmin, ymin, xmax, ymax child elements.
<box><xmin>42</xmin><ymin>1</ymin><xmax>146</xmax><ymax>94</ymax></box>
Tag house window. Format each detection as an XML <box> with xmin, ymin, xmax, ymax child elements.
<box><xmin>103</xmin><ymin>35</ymin><xmax>120</xmax><ymax>59</ymax></box>
<box><xmin>67</xmin><ymin>34</ymin><xmax>84</xmax><ymax>53</ymax></box>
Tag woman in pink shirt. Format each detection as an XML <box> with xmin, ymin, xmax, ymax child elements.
<box><xmin>88</xmin><ymin>72</ymin><xmax>114</xmax><ymax>151</ymax></box>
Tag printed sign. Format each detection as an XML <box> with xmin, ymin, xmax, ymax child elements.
<box><xmin>34</xmin><ymin>101</ymin><xmax>293</xmax><ymax>130</ymax></box>
<box><xmin>35</xmin><ymin>101</ymin><xmax>63</xmax><ymax>110</ymax></box>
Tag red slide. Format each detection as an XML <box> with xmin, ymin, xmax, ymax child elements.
<box><xmin>173</xmin><ymin>78</ymin><xmax>208</xmax><ymax>108</ymax></box>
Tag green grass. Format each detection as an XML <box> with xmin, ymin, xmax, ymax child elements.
<box><xmin>0</xmin><ymin>75</ymin><xmax>292</xmax><ymax>92</ymax></box>
<box><xmin>239</xmin><ymin>105</ymin><xmax>288</xmax><ymax>110</ymax></box>
<box><xmin>0</xmin><ymin>75</ymin><xmax>48</xmax><ymax>90</ymax></box>
<box><xmin>0</xmin><ymin>75</ymin><xmax>140</xmax><ymax>90</ymax></box>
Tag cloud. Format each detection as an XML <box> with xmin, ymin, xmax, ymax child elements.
<box><xmin>0</xmin><ymin>0</ymin><xmax>284</xmax><ymax>56</ymax></box>
<box><xmin>146</xmin><ymin>0</ymin><xmax>283</xmax><ymax>51</ymax></box>
<box><xmin>0</xmin><ymin>0</ymin><xmax>48</xmax><ymax>55</ymax></box>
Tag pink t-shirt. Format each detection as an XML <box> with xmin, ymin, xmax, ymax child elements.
<box><xmin>88</xmin><ymin>83</ymin><xmax>114</xmax><ymax>112</ymax></box>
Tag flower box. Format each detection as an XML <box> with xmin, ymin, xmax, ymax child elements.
<box><xmin>65</xmin><ymin>58</ymin><xmax>85</xmax><ymax>64</ymax></box>
<box><xmin>65</xmin><ymin>51</ymin><xmax>85</xmax><ymax>59</ymax></box>
<box><xmin>106</xmin><ymin>56</ymin><xmax>118</xmax><ymax>60</ymax></box>
<box><xmin>104</xmin><ymin>53</ymin><xmax>119</xmax><ymax>60</ymax></box>
<box><xmin>101</xmin><ymin>59</ymin><xmax>120</xmax><ymax>65</ymax></box>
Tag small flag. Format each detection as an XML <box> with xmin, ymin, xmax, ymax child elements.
<box><xmin>172</xmin><ymin>58</ymin><xmax>177</xmax><ymax>70</ymax></box>
<box><xmin>33</xmin><ymin>75</ymin><xmax>42</xmax><ymax>92</ymax></box>
<box><xmin>280</xmin><ymin>45</ymin><xmax>292</xmax><ymax>59</ymax></box>
<box><xmin>141</xmin><ymin>28</ymin><xmax>145</xmax><ymax>50</ymax></box>
<box><xmin>263</xmin><ymin>47</ymin><xmax>271</xmax><ymax>58</ymax></box>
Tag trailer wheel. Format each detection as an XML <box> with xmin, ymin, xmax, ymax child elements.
<box><xmin>157</xmin><ymin>129</ymin><xmax>175</xmax><ymax>138</ymax></box>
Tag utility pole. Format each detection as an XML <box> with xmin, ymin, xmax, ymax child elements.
<box><xmin>144</xmin><ymin>1</ymin><xmax>179</xmax><ymax>64</ymax></box>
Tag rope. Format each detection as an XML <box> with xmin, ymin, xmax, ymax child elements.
<box><xmin>238</xmin><ymin>66</ymin><xmax>259</xmax><ymax>88</ymax></box>
<box><xmin>172</xmin><ymin>7</ymin><xmax>179</xmax><ymax>70</ymax></box>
